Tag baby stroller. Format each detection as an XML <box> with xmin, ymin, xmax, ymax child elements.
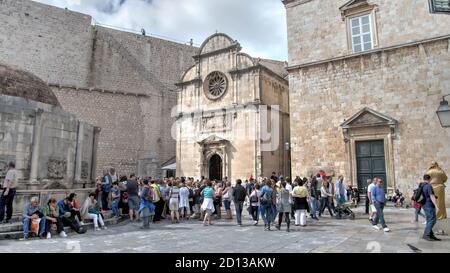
<box><xmin>334</xmin><ymin>201</ymin><xmax>355</xmax><ymax>220</ymax></box>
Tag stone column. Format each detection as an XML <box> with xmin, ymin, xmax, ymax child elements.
<box><xmin>74</xmin><ymin>121</ymin><xmax>84</xmax><ymax>183</ymax></box>
<box><xmin>90</xmin><ymin>126</ymin><xmax>101</xmax><ymax>182</ymax></box>
<box><xmin>29</xmin><ymin>109</ymin><xmax>44</xmax><ymax>185</ymax></box>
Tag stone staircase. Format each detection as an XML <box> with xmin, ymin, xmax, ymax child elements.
<box><xmin>0</xmin><ymin>211</ymin><xmax>126</xmax><ymax>240</ymax></box>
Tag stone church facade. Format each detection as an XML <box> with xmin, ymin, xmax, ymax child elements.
<box><xmin>283</xmin><ymin>0</ymin><xmax>450</xmax><ymax>202</ymax></box>
<box><xmin>176</xmin><ymin>34</ymin><xmax>290</xmax><ymax>182</ymax></box>
<box><xmin>0</xmin><ymin>0</ymin><xmax>196</xmax><ymax>179</ymax></box>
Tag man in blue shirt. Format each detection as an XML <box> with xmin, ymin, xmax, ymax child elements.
<box><xmin>421</xmin><ymin>174</ymin><xmax>440</xmax><ymax>241</ymax></box>
<box><xmin>371</xmin><ymin>178</ymin><xmax>390</xmax><ymax>232</ymax></box>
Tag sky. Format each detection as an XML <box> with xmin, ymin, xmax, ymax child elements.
<box><xmin>33</xmin><ymin>0</ymin><xmax>288</xmax><ymax>61</ymax></box>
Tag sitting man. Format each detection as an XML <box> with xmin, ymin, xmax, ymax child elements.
<box><xmin>57</xmin><ymin>197</ymin><xmax>86</xmax><ymax>234</ymax></box>
<box><xmin>22</xmin><ymin>196</ymin><xmax>46</xmax><ymax>239</ymax></box>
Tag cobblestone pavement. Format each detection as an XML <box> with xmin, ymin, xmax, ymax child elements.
<box><xmin>0</xmin><ymin>207</ymin><xmax>449</xmax><ymax>253</ymax></box>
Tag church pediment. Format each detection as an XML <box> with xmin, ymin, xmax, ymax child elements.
<box><xmin>340</xmin><ymin>107</ymin><xmax>397</xmax><ymax>129</ymax></box>
<box><xmin>198</xmin><ymin>135</ymin><xmax>228</xmax><ymax>145</ymax></box>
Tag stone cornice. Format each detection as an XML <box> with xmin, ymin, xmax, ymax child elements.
<box><xmin>175</xmin><ymin>77</ymin><xmax>202</xmax><ymax>87</ymax></box>
<box><xmin>229</xmin><ymin>65</ymin><xmax>289</xmax><ymax>85</ymax></box>
<box><xmin>282</xmin><ymin>0</ymin><xmax>314</xmax><ymax>8</ymax></box>
<box><xmin>176</xmin><ymin>101</ymin><xmax>290</xmax><ymax>119</ymax></box>
<box><xmin>287</xmin><ymin>34</ymin><xmax>450</xmax><ymax>71</ymax></box>
<box><xmin>48</xmin><ymin>83</ymin><xmax>152</xmax><ymax>98</ymax></box>
<box><xmin>193</xmin><ymin>44</ymin><xmax>241</xmax><ymax>61</ymax></box>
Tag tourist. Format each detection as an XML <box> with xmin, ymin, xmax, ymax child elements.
<box><xmin>42</xmin><ymin>198</ymin><xmax>67</xmax><ymax>239</ymax></box>
<box><xmin>200</xmin><ymin>180</ymin><xmax>215</xmax><ymax>226</ymax></box>
<box><xmin>319</xmin><ymin>179</ymin><xmax>334</xmax><ymax>217</ymax></box>
<box><xmin>110</xmin><ymin>168</ymin><xmax>118</xmax><ymax>183</ymax></box>
<box><xmin>270</xmin><ymin>172</ymin><xmax>278</xmax><ymax>182</ymax></box>
<box><xmin>292</xmin><ymin>179</ymin><xmax>308</xmax><ymax>227</ymax></box>
<box><xmin>95</xmin><ymin>177</ymin><xmax>103</xmax><ymax>209</ymax></box>
<box><xmin>22</xmin><ymin>196</ymin><xmax>46</xmax><ymax>239</ymax></box>
<box><xmin>198</xmin><ymin>179</ymin><xmax>208</xmax><ymax>221</ymax></box>
<box><xmin>421</xmin><ymin>174</ymin><xmax>441</xmax><ymax>241</ymax></box>
<box><xmin>346</xmin><ymin>183</ymin><xmax>353</xmax><ymax>202</ymax></box>
<box><xmin>249</xmin><ymin>183</ymin><xmax>260</xmax><ymax>225</ymax></box>
<box><xmin>139</xmin><ymin>179</ymin><xmax>155</xmax><ymax>229</ymax></box>
<box><xmin>371</xmin><ymin>179</ymin><xmax>390</xmax><ymax>232</ymax></box>
<box><xmin>213</xmin><ymin>181</ymin><xmax>223</xmax><ymax>219</ymax></box>
<box><xmin>367</xmin><ymin>178</ymin><xmax>377</xmax><ymax>224</ymax></box>
<box><xmin>152</xmin><ymin>180</ymin><xmax>163</xmax><ymax>223</ymax></box>
<box><xmin>101</xmin><ymin>170</ymin><xmax>112</xmax><ymax>211</ymax></box>
<box><xmin>126</xmin><ymin>174</ymin><xmax>140</xmax><ymax>221</ymax></box>
<box><xmin>308</xmin><ymin>178</ymin><xmax>319</xmax><ymax>220</ymax></box>
<box><xmin>193</xmin><ymin>182</ymin><xmax>203</xmax><ymax>219</ymax></box>
<box><xmin>335</xmin><ymin>175</ymin><xmax>346</xmax><ymax>206</ymax></box>
<box><xmin>233</xmin><ymin>179</ymin><xmax>247</xmax><ymax>226</ymax></box>
<box><xmin>81</xmin><ymin>192</ymin><xmax>107</xmax><ymax>231</ymax></box>
<box><xmin>351</xmin><ymin>187</ymin><xmax>360</xmax><ymax>207</ymax></box>
<box><xmin>187</xmin><ymin>180</ymin><xmax>195</xmax><ymax>216</ymax></box>
<box><xmin>392</xmin><ymin>189</ymin><xmax>405</xmax><ymax>207</ymax></box>
<box><xmin>168</xmin><ymin>181</ymin><xmax>180</xmax><ymax>223</ymax></box>
<box><xmin>57</xmin><ymin>197</ymin><xmax>85</xmax><ymax>234</ymax></box>
<box><xmin>111</xmin><ymin>182</ymin><xmax>121</xmax><ymax>217</ymax></box>
<box><xmin>222</xmin><ymin>181</ymin><xmax>232</xmax><ymax>220</ymax></box>
<box><xmin>179</xmin><ymin>181</ymin><xmax>190</xmax><ymax>220</ymax></box>
<box><xmin>0</xmin><ymin>161</ymin><xmax>17</xmax><ymax>224</ymax></box>
<box><xmin>68</xmin><ymin>193</ymin><xmax>84</xmax><ymax>225</ymax></box>
<box><xmin>259</xmin><ymin>179</ymin><xmax>275</xmax><ymax>231</ymax></box>
<box><xmin>276</xmin><ymin>181</ymin><xmax>291</xmax><ymax>232</ymax></box>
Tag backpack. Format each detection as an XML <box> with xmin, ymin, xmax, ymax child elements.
<box><xmin>188</xmin><ymin>188</ymin><xmax>194</xmax><ymax>199</ymax></box>
<box><xmin>412</xmin><ymin>183</ymin><xmax>426</xmax><ymax>205</ymax></box>
<box><xmin>249</xmin><ymin>191</ymin><xmax>258</xmax><ymax>203</ymax></box>
<box><xmin>260</xmin><ymin>189</ymin><xmax>272</xmax><ymax>206</ymax></box>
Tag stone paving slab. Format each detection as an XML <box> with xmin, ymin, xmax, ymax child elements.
<box><xmin>0</xmin><ymin>207</ymin><xmax>449</xmax><ymax>253</ymax></box>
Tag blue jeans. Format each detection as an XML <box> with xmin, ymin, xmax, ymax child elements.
<box><xmin>423</xmin><ymin>206</ymin><xmax>437</xmax><ymax>237</ymax></box>
<box><xmin>373</xmin><ymin>202</ymin><xmax>387</xmax><ymax>228</ymax></box>
<box><xmin>112</xmin><ymin>199</ymin><xmax>120</xmax><ymax>216</ymax></box>
<box><xmin>309</xmin><ymin>197</ymin><xmax>317</xmax><ymax>217</ymax></box>
<box><xmin>23</xmin><ymin>217</ymin><xmax>46</xmax><ymax>236</ymax></box>
<box><xmin>235</xmin><ymin>201</ymin><xmax>244</xmax><ymax>224</ymax></box>
<box><xmin>223</xmin><ymin>199</ymin><xmax>231</xmax><ymax>210</ymax></box>
<box><xmin>260</xmin><ymin>205</ymin><xmax>273</xmax><ymax>225</ymax></box>
<box><xmin>414</xmin><ymin>207</ymin><xmax>425</xmax><ymax>221</ymax></box>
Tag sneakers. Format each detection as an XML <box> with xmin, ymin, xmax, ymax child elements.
<box><xmin>253</xmin><ymin>221</ymin><xmax>258</xmax><ymax>226</ymax></box>
<box><xmin>275</xmin><ymin>225</ymin><xmax>281</xmax><ymax>230</ymax></box>
<box><xmin>59</xmin><ymin>231</ymin><xmax>67</xmax><ymax>238</ymax></box>
<box><xmin>80</xmin><ymin>221</ymin><xmax>86</xmax><ymax>225</ymax></box>
<box><xmin>383</xmin><ymin>227</ymin><xmax>390</xmax><ymax>232</ymax></box>
<box><xmin>46</xmin><ymin>233</ymin><xmax>52</xmax><ymax>239</ymax></box>
<box><xmin>102</xmin><ymin>226</ymin><xmax>107</xmax><ymax>230</ymax></box>
<box><xmin>372</xmin><ymin>225</ymin><xmax>381</xmax><ymax>231</ymax></box>
<box><xmin>95</xmin><ymin>227</ymin><xmax>101</xmax><ymax>231</ymax></box>
<box><xmin>430</xmin><ymin>235</ymin><xmax>442</xmax><ymax>241</ymax></box>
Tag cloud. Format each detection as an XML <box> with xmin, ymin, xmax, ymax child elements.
<box><xmin>32</xmin><ymin>0</ymin><xmax>287</xmax><ymax>60</ymax></box>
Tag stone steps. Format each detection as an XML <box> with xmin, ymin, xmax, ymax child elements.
<box><xmin>0</xmin><ymin>211</ymin><xmax>124</xmax><ymax>240</ymax></box>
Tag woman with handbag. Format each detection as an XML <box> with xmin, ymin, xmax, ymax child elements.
<box><xmin>81</xmin><ymin>193</ymin><xmax>107</xmax><ymax>231</ymax></box>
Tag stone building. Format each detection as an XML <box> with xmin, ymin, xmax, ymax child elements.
<box><xmin>282</xmin><ymin>0</ymin><xmax>450</xmax><ymax>202</ymax></box>
<box><xmin>0</xmin><ymin>0</ymin><xmax>197</xmax><ymax>178</ymax></box>
<box><xmin>1</xmin><ymin>63</ymin><xmax>98</xmax><ymax>212</ymax></box>
<box><xmin>175</xmin><ymin>33</ymin><xmax>290</xmax><ymax>182</ymax></box>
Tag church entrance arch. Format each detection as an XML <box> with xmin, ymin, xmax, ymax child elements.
<box><xmin>209</xmin><ymin>154</ymin><xmax>223</xmax><ymax>181</ymax></box>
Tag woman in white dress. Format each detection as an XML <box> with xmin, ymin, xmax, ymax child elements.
<box><xmin>201</xmin><ymin>180</ymin><xmax>215</xmax><ymax>226</ymax></box>
<box><xmin>179</xmin><ymin>182</ymin><xmax>190</xmax><ymax>220</ymax></box>
<box><xmin>168</xmin><ymin>181</ymin><xmax>180</xmax><ymax>223</ymax></box>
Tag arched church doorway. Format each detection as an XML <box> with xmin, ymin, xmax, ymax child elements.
<box><xmin>209</xmin><ymin>154</ymin><xmax>222</xmax><ymax>181</ymax></box>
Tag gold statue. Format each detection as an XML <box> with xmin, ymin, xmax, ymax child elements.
<box><xmin>426</xmin><ymin>161</ymin><xmax>447</xmax><ymax>220</ymax></box>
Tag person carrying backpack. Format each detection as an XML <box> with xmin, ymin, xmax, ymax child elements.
<box><xmin>139</xmin><ymin>179</ymin><xmax>155</xmax><ymax>229</ymax></box>
<box><xmin>411</xmin><ymin>182</ymin><xmax>426</xmax><ymax>223</ymax></box>
<box><xmin>259</xmin><ymin>179</ymin><xmax>275</xmax><ymax>230</ymax></box>
<box><xmin>421</xmin><ymin>175</ymin><xmax>441</xmax><ymax>241</ymax></box>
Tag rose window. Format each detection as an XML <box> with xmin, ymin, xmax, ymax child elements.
<box><xmin>203</xmin><ymin>71</ymin><xmax>228</xmax><ymax>100</ymax></box>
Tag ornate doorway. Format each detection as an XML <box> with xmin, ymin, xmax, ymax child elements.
<box><xmin>209</xmin><ymin>154</ymin><xmax>223</xmax><ymax>181</ymax></box>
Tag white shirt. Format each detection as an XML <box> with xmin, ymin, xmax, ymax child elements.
<box><xmin>4</xmin><ymin>169</ymin><xmax>17</xmax><ymax>188</ymax></box>
<box><xmin>286</xmin><ymin>183</ymin><xmax>293</xmax><ymax>203</ymax></box>
<box><xmin>367</xmin><ymin>183</ymin><xmax>376</xmax><ymax>202</ymax></box>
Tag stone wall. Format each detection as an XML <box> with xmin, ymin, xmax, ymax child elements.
<box><xmin>285</xmin><ymin>0</ymin><xmax>450</xmax><ymax>66</ymax></box>
<box><xmin>0</xmin><ymin>0</ymin><xmax>197</xmax><ymax>178</ymax></box>
<box><xmin>0</xmin><ymin>0</ymin><xmax>93</xmax><ymax>86</ymax></box>
<box><xmin>288</xmin><ymin>37</ymin><xmax>450</xmax><ymax>203</ymax></box>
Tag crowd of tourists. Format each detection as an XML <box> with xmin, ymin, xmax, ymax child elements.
<box><xmin>0</xmin><ymin>161</ymin><xmax>447</xmax><ymax>242</ymax></box>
